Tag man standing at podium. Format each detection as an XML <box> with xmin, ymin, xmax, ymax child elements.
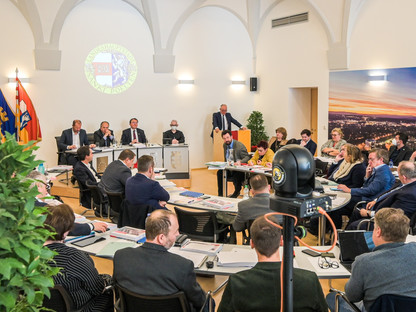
<box><xmin>211</xmin><ymin>104</ymin><xmax>246</xmax><ymax>137</ymax></box>
<box><xmin>217</xmin><ymin>130</ymin><xmax>250</xmax><ymax>198</ymax></box>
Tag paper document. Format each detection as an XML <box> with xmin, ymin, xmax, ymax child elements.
<box><xmin>181</xmin><ymin>241</ymin><xmax>223</xmax><ymax>255</ymax></box>
<box><xmin>217</xmin><ymin>248</ymin><xmax>258</xmax><ymax>267</ymax></box>
<box><xmin>169</xmin><ymin>249</ymin><xmax>208</xmax><ymax>268</ymax></box>
<box><xmin>96</xmin><ymin>241</ymin><xmax>138</xmax><ymax>258</ymax></box>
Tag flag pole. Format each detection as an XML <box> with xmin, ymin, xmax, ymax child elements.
<box><xmin>15</xmin><ymin>67</ymin><xmax>20</xmax><ymax>142</ymax></box>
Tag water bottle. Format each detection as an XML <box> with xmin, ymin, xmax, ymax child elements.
<box><xmin>243</xmin><ymin>185</ymin><xmax>250</xmax><ymax>199</ymax></box>
<box><xmin>113</xmin><ymin>138</ymin><xmax>118</xmax><ymax>148</ymax></box>
<box><xmin>38</xmin><ymin>163</ymin><xmax>45</xmax><ymax>175</ymax></box>
<box><xmin>227</xmin><ymin>149</ymin><xmax>234</xmax><ymax>166</ymax></box>
<box><xmin>389</xmin><ymin>160</ymin><xmax>394</xmax><ymax>168</ymax></box>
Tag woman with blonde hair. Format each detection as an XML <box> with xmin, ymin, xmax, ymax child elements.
<box><xmin>321</xmin><ymin>127</ymin><xmax>347</xmax><ymax>157</ymax></box>
<box><xmin>327</xmin><ymin>144</ymin><xmax>366</xmax><ymax>188</ymax></box>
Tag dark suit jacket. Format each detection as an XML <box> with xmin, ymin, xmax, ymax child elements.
<box><xmin>350</xmin><ymin>164</ymin><xmax>395</xmax><ymax>201</ymax></box>
<box><xmin>302</xmin><ymin>139</ymin><xmax>317</xmax><ymax>155</ymax></box>
<box><xmin>233</xmin><ymin>193</ymin><xmax>278</xmax><ymax>232</ymax></box>
<box><xmin>327</xmin><ymin>160</ymin><xmax>366</xmax><ymax>188</ymax></box>
<box><xmin>99</xmin><ymin>160</ymin><xmax>132</xmax><ymax>194</ymax></box>
<box><xmin>223</xmin><ymin>140</ymin><xmax>250</xmax><ymax>163</ymax></box>
<box><xmin>374</xmin><ymin>180</ymin><xmax>416</xmax><ymax>218</ymax></box>
<box><xmin>121</xmin><ymin>128</ymin><xmax>146</xmax><ymax>145</ymax></box>
<box><xmin>93</xmin><ymin>129</ymin><xmax>114</xmax><ymax>147</ymax></box>
<box><xmin>73</xmin><ymin>161</ymin><xmax>99</xmax><ymax>208</ymax></box>
<box><xmin>388</xmin><ymin>145</ymin><xmax>413</xmax><ymax>166</ymax></box>
<box><xmin>114</xmin><ymin>242</ymin><xmax>206</xmax><ymax>312</ymax></box>
<box><xmin>211</xmin><ymin>112</ymin><xmax>242</xmax><ymax>137</ymax></box>
<box><xmin>125</xmin><ymin>173</ymin><xmax>170</xmax><ymax>209</ymax></box>
<box><xmin>58</xmin><ymin>128</ymin><xmax>89</xmax><ymax>151</ymax></box>
<box><xmin>218</xmin><ymin>262</ymin><xmax>328</xmax><ymax>312</ymax></box>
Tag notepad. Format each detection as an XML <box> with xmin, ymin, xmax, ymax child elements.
<box><xmin>217</xmin><ymin>248</ymin><xmax>258</xmax><ymax>267</ymax></box>
<box><xmin>179</xmin><ymin>191</ymin><xmax>204</xmax><ymax>198</ymax></box>
<box><xmin>96</xmin><ymin>242</ymin><xmax>138</xmax><ymax>258</ymax></box>
<box><xmin>169</xmin><ymin>249</ymin><xmax>208</xmax><ymax>268</ymax></box>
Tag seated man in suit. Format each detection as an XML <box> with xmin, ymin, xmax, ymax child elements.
<box><xmin>93</xmin><ymin>121</ymin><xmax>114</xmax><ymax>147</ymax></box>
<box><xmin>121</xmin><ymin>117</ymin><xmax>147</xmax><ymax>145</ymax></box>
<box><xmin>125</xmin><ymin>155</ymin><xmax>169</xmax><ymax>210</ymax></box>
<box><xmin>327</xmin><ymin>208</ymin><xmax>416</xmax><ymax>312</ymax></box>
<box><xmin>389</xmin><ymin>132</ymin><xmax>413</xmax><ymax>166</ymax></box>
<box><xmin>218</xmin><ymin>216</ymin><xmax>327</xmax><ymax>312</ymax></box>
<box><xmin>163</xmin><ymin>119</ymin><xmax>185</xmax><ymax>144</ymax></box>
<box><xmin>58</xmin><ymin>119</ymin><xmax>95</xmax><ymax>165</ymax></box>
<box><xmin>347</xmin><ymin>160</ymin><xmax>416</xmax><ymax>230</ymax></box>
<box><xmin>232</xmin><ymin>174</ymin><xmax>280</xmax><ymax>232</ymax></box>
<box><xmin>113</xmin><ymin>210</ymin><xmax>208</xmax><ymax>312</ymax></box>
<box><xmin>73</xmin><ymin>146</ymin><xmax>101</xmax><ymax>209</ymax></box>
<box><xmin>309</xmin><ymin>148</ymin><xmax>395</xmax><ymax>233</ymax></box>
<box><xmin>211</xmin><ymin>104</ymin><xmax>246</xmax><ymax>137</ymax></box>
<box><xmin>299</xmin><ymin>128</ymin><xmax>317</xmax><ymax>155</ymax></box>
<box><xmin>28</xmin><ymin>170</ymin><xmax>108</xmax><ymax>235</ymax></box>
<box><xmin>217</xmin><ymin>130</ymin><xmax>251</xmax><ymax>198</ymax></box>
<box><xmin>99</xmin><ymin>149</ymin><xmax>135</xmax><ymax>194</ymax></box>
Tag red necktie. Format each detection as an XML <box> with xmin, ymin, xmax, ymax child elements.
<box><xmin>133</xmin><ymin>130</ymin><xmax>137</xmax><ymax>140</ymax></box>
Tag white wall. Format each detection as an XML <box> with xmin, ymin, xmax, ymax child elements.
<box><xmin>0</xmin><ymin>0</ymin><xmax>254</xmax><ymax>168</ymax></box>
<box><xmin>2</xmin><ymin>0</ymin><xmax>416</xmax><ymax>169</ymax></box>
<box><xmin>255</xmin><ymin>0</ymin><xmax>329</xmax><ymax>146</ymax></box>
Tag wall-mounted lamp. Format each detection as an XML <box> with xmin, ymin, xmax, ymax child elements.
<box><xmin>368</xmin><ymin>74</ymin><xmax>387</xmax><ymax>82</ymax></box>
<box><xmin>8</xmin><ymin>77</ymin><xmax>30</xmax><ymax>83</ymax></box>
<box><xmin>178</xmin><ymin>79</ymin><xmax>194</xmax><ymax>85</ymax></box>
<box><xmin>231</xmin><ymin>80</ymin><xmax>246</xmax><ymax>85</ymax></box>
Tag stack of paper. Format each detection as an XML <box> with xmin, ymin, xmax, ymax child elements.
<box><xmin>169</xmin><ymin>249</ymin><xmax>208</xmax><ymax>268</ymax></box>
<box><xmin>206</xmin><ymin>161</ymin><xmax>227</xmax><ymax>170</ymax></box>
<box><xmin>217</xmin><ymin>248</ymin><xmax>258</xmax><ymax>267</ymax></box>
<box><xmin>181</xmin><ymin>241</ymin><xmax>223</xmax><ymax>256</ymax></box>
<box><xmin>202</xmin><ymin>198</ymin><xmax>234</xmax><ymax>209</ymax></box>
<box><xmin>111</xmin><ymin>226</ymin><xmax>146</xmax><ymax>242</ymax></box>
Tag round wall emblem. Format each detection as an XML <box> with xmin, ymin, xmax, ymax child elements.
<box><xmin>85</xmin><ymin>44</ymin><xmax>137</xmax><ymax>94</ymax></box>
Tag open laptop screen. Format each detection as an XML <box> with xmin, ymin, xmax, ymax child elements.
<box><xmin>338</xmin><ymin>230</ymin><xmax>374</xmax><ymax>264</ymax></box>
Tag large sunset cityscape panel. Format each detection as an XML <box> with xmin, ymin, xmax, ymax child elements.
<box><xmin>329</xmin><ymin>67</ymin><xmax>416</xmax><ymax>149</ymax></box>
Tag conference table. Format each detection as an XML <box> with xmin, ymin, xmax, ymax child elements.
<box><xmin>67</xmin><ymin>229</ymin><xmax>351</xmax><ymax>280</ymax></box>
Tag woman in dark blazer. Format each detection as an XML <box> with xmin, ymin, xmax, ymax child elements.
<box><xmin>327</xmin><ymin>144</ymin><xmax>366</xmax><ymax>188</ymax></box>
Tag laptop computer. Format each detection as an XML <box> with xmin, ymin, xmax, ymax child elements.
<box><xmin>338</xmin><ymin>230</ymin><xmax>375</xmax><ymax>272</ymax></box>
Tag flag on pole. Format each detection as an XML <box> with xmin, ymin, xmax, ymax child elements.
<box><xmin>16</xmin><ymin>79</ymin><xmax>42</xmax><ymax>144</ymax></box>
<box><xmin>0</xmin><ymin>88</ymin><xmax>16</xmax><ymax>141</ymax></box>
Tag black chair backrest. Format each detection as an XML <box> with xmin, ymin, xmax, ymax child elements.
<box><xmin>105</xmin><ymin>189</ymin><xmax>124</xmax><ymax>213</ymax></box>
<box><xmin>118</xmin><ymin>200</ymin><xmax>156</xmax><ymax>229</ymax></box>
<box><xmin>42</xmin><ymin>285</ymin><xmax>73</xmax><ymax>312</ymax></box>
<box><xmin>117</xmin><ymin>285</ymin><xmax>189</xmax><ymax>312</ymax></box>
<box><xmin>174</xmin><ymin>207</ymin><xmax>219</xmax><ymax>242</ymax></box>
<box><xmin>410</xmin><ymin>211</ymin><xmax>416</xmax><ymax>235</ymax></box>
<box><xmin>369</xmin><ymin>294</ymin><xmax>416</xmax><ymax>312</ymax></box>
<box><xmin>55</xmin><ymin>136</ymin><xmax>67</xmax><ymax>165</ymax></box>
<box><xmin>242</xmin><ymin>219</ymin><xmax>255</xmax><ymax>245</ymax></box>
<box><xmin>87</xmin><ymin>133</ymin><xmax>95</xmax><ymax>145</ymax></box>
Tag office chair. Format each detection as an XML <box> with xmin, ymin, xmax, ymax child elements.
<box><xmin>72</xmin><ymin>175</ymin><xmax>93</xmax><ymax>215</ymax></box>
<box><xmin>241</xmin><ymin>219</ymin><xmax>255</xmax><ymax>245</ymax></box>
<box><xmin>86</xmin><ymin>181</ymin><xmax>109</xmax><ymax>218</ymax></box>
<box><xmin>117</xmin><ymin>200</ymin><xmax>155</xmax><ymax>229</ymax></box>
<box><xmin>55</xmin><ymin>136</ymin><xmax>68</xmax><ymax>165</ymax></box>
<box><xmin>369</xmin><ymin>294</ymin><xmax>416</xmax><ymax>312</ymax></box>
<box><xmin>174</xmin><ymin>207</ymin><xmax>229</xmax><ymax>243</ymax></box>
<box><xmin>115</xmin><ymin>285</ymin><xmax>190</xmax><ymax>312</ymax></box>
<box><xmin>87</xmin><ymin>133</ymin><xmax>95</xmax><ymax>145</ymax></box>
<box><xmin>331</xmin><ymin>291</ymin><xmax>361</xmax><ymax>312</ymax></box>
<box><xmin>42</xmin><ymin>284</ymin><xmax>89</xmax><ymax>312</ymax></box>
<box><xmin>105</xmin><ymin>189</ymin><xmax>124</xmax><ymax>223</ymax></box>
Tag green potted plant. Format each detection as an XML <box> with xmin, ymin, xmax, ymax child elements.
<box><xmin>247</xmin><ymin>111</ymin><xmax>269</xmax><ymax>151</ymax></box>
<box><xmin>0</xmin><ymin>133</ymin><xmax>59</xmax><ymax>311</ymax></box>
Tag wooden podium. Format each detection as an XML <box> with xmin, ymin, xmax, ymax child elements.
<box><xmin>213</xmin><ymin>129</ymin><xmax>251</xmax><ymax>161</ymax></box>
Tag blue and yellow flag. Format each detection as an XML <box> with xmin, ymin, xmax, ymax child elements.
<box><xmin>0</xmin><ymin>89</ymin><xmax>16</xmax><ymax>141</ymax></box>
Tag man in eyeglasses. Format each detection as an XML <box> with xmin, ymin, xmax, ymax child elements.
<box><xmin>327</xmin><ymin>208</ymin><xmax>416</xmax><ymax>311</ymax></box>
<box><xmin>218</xmin><ymin>216</ymin><xmax>327</xmax><ymax>312</ymax></box>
